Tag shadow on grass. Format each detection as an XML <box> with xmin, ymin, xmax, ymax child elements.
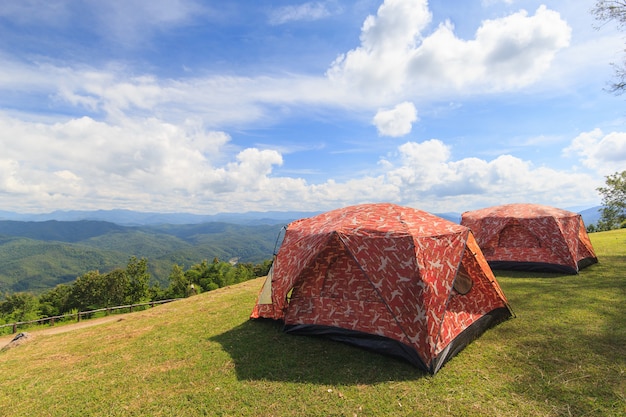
<box><xmin>492</xmin><ymin>269</ymin><xmax>571</xmax><ymax>279</ymax></box>
<box><xmin>210</xmin><ymin>319</ymin><xmax>426</xmax><ymax>384</ymax></box>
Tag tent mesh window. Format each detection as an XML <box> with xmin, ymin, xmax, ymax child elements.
<box><xmin>453</xmin><ymin>266</ymin><xmax>473</xmax><ymax>295</ymax></box>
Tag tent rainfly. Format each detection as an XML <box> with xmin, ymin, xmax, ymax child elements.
<box><xmin>461</xmin><ymin>203</ymin><xmax>598</xmax><ymax>274</ymax></box>
<box><xmin>251</xmin><ymin>203</ymin><xmax>513</xmax><ymax>374</ymax></box>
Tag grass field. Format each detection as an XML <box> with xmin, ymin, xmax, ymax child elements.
<box><xmin>0</xmin><ymin>229</ymin><xmax>624</xmax><ymax>416</ymax></box>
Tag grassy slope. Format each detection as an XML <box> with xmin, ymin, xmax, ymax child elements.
<box><xmin>0</xmin><ymin>230</ymin><xmax>624</xmax><ymax>417</ymax></box>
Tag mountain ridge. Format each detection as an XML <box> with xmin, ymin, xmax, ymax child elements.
<box><xmin>0</xmin><ymin>220</ymin><xmax>284</xmax><ymax>294</ymax></box>
<box><xmin>0</xmin><ymin>206</ymin><xmax>603</xmax><ymax>294</ymax></box>
<box><xmin>0</xmin><ymin>206</ymin><xmax>603</xmax><ymax>227</ymax></box>
<box><xmin>0</xmin><ymin>209</ymin><xmax>319</xmax><ymax>226</ymax></box>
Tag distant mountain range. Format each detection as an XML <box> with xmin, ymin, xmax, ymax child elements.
<box><xmin>0</xmin><ymin>206</ymin><xmax>602</xmax><ymax>295</ymax></box>
<box><xmin>0</xmin><ymin>209</ymin><xmax>319</xmax><ymax>226</ymax></box>
<box><xmin>0</xmin><ymin>219</ymin><xmax>285</xmax><ymax>294</ymax></box>
<box><xmin>577</xmin><ymin>206</ymin><xmax>603</xmax><ymax>227</ymax></box>
<box><xmin>0</xmin><ymin>206</ymin><xmax>603</xmax><ymax>227</ymax></box>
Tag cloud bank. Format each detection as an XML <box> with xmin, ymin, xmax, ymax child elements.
<box><xmin>0</xmin><ymin>0</ymin><xmax>621</xmax><ymax>215</ymax></box>
<box><xmin>0</xmin><ymin>112</ymin><xmax>603</xmax><ymax>213</ymax></box>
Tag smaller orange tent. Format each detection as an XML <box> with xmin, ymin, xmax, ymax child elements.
<box><xmin>461</xmin><ymin>203</ymin><xmax>598</xmax><ymax>274</ymax></box>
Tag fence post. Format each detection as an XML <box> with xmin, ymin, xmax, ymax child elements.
<box><xmin>50</xmin><ymin>317</ymin><xmax>55</xmax><ymax>327</ymax></box>
<box><xmin>12</xmin><ymin>323</ymin><xmax>17</xmax><ymax>334</ymax></box>
<box><xmin>77</xmin><ymin>312</ymin><xmax>81</xmax><ymax>322</ymax></box>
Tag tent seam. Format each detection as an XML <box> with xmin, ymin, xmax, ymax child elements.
<box><xmin>337</xmin><ymin>232</ymin><xmax>419</xmax><ymax>361</ymax></box>
<box><xmin>431</xmin><ymin>230</ymin><xmax>467</xmax><ymax>366</ymax></box>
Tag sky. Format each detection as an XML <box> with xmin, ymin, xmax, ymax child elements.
<box><xmin>0</xmin><ymin>0</ymin><xmax>625</xmax><ymax>216</ymax></box>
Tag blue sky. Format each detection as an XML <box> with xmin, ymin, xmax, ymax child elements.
<box><xmin>0</xmin><ymin>0</ymin><xmax>624</xmax><ymax>215</ymax></box>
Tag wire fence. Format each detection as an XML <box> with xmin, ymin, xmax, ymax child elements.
<box><xmin>0</xmin><ymin>298</ymin><xmax>182</xmax><ymax>336</ymax></box>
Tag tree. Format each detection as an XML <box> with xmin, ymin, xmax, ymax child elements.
<box><xmin>102</xmin><ymin>269</ymin><xmax>130</xmax><ymax>307</ymax></box>
<box><xmin>38</xmin><ymin>284</ymin><xmax>72</xmax><ymax>317</ymax></box>
<box><xmin>0</xmin><ymin>292</ymin><xmax>39</xmax><ymax>323</ymax></box>
<box><xmin>167</xmin><ymin>264</ymin><xmax>190</xmax><ymax>298</ymax></box>
<box><xmin>592</xmin><ymin>1</ymin><xmax>626</xmax><ymax>93</ymax></box>
<box><xmin>68</xmin><ymin>270</ymin><xmax>104</xmax><ymax>311</ymax></box>
<box><xmin>125</xmin><ymin>257</ymin><xmax>151</xmax><ymax>304</ymax></box>
<box><xmin>232</xmin><ymin>263</ymin><xmax>255</xmax><ymax>284</ymax></box>
<box><xmin>597</xmin><ymin>170</ymin><xmax>626</xmax><ymax>230</ymax></box>
<box><xmin>253</xmin><ymin>259</ymin><xmax>273</xmax><ymax>277</ymax></box>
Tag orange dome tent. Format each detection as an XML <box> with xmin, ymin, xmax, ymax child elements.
<box><xmin>461</xmin><ymin>203</ymin><xmax>598</xmax><ymax>274</ymax></box>
<box><xmin>251</xmin><ymin>203</ymin><xmax>513</xmax><ymax>374</ymax></box>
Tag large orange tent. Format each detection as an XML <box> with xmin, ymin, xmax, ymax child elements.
<box><xmin>251</xmin><ymin>203</ymin><xmax>513</xmax><ymax>374</ymax></box>
<box><xmin>461</xmin><ymin>203</ymin><xmax>598</xmax><ymax>274</ymax></box>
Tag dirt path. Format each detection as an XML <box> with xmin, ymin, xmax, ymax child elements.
<box><xmin>0</xmin><ymin>315</ymin><xmax>124</xmax><ymax>347</ymax></box>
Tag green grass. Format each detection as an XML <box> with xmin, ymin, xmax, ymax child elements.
<box><xmin>0</xmin><ymin>230</ymin><xmax>624</xmax><ymax>416</ymax></box>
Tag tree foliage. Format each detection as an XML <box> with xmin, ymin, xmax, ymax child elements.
<box><xmin>0</xmin><ymin>256</ymin><xmax>272</xmax><ymax>326</ymax></box>
<box><xmin>125</xmin><ymin>256</ymin><xmax>150</xmax><ymax>304</ymax></box>
<box><xmin>0</xmin><ymin>292</ymin><xmax>39</xmax><ymax>323</ymax></box>
<box><xmin>38</xmin><ymin>284</ymin><xmax>72</xmax><ymax>317</ymax></box>
<box><xmin>166</xmin><ymin>264</ymin><xmax>190</xmax><ymax>299</ymax></box>
<box><xmin>167</xmin><ymin>258</ymin><xmax>261</xmax><ymax>298</ymax></box>
<box><xmin>596</xmin><ymin>170</ymin><xmax>626</xmax><ymax>230</ymax></box>
<box><xmin>101</xmin><ymin>269</ymin><xmax>130</xmax><ymax>307</ymax></box>
<box><xmin>592</xmin><ymin>1</ymin><xmax>626</xmax><ymax>93</ymax></box>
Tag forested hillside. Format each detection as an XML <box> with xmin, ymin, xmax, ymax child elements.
<box><xmin>0</xmin><ymin>220</ymin><xmax>284</xmax><ymax>294</ymax></box>
<box><xmin>0</xmin><ymin>204</ymin><xmax>601</xmax><ymax>295</ymax></box>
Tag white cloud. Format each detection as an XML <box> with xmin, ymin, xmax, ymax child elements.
<box><xmin>326</xmin><ymin>0</ymin><xmax>432</xmax><ymax>98</ymax></box>
<box><xmin>0</xmin><ymin>113</ymin><xmax>253</xmax><ymax>211</ymax></box>
<box><xmin>386</xmin><ymin>139</ymin><xmax>451</xmax><ymax>189</ymax></box>
<box><xmin>327</xmin><ymin>1</ymin><xmax>571</xmax><ymax>100</ymax></box>
<box><xmin>252</xmin><ymin>138</ymin><xmax>601</xmax><ymax>213</ymax></box>
<box><xmin>380</xmin><ymin>139</ymin><xmax>599</xmax><ymax>211</ymax></box>
<box><xmin>0</xmin><ymin>1</ymin><xmax>608</xmax><ymax>215</ymax></box>
<box><xmin>218</xmin><ymin>148</ymin><xmax>284</xmax><ymax>193</ymax></box>
<box><xmin>269</xmin><ymin>1</ymin><xmax>338</xmax><ymax>25</ymax></box>
<box><xmin>373</xmin><ymin>102</ymin><xmax>418</xmax><ymax>137</ymax></box>
<box><xmin>0</xmin><ymin>1</ymin><xmax>573</xmax><ymax>123</ymax></box>
<box><xmin>470</xmin><ymin>5</ymin><xmax>571</xmax><ymax>89</ymax></box>
<box><xmin>0</xmin><ymin>109</ymin><xmax>602</xmax><ymax>214</ymax></box>
<box><xmin>564</xmin><ymin>128</ymin><xmax>626</xmax><ymax>175</ymax></box>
